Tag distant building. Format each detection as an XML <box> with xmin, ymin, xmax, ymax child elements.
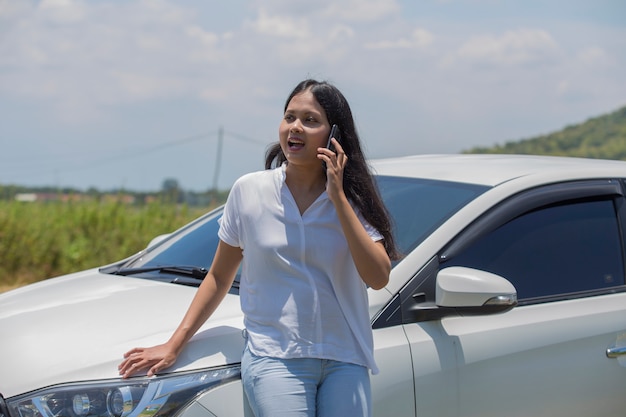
<box><xmin>14</xmin><ymin>193</ymin><xmax>135</xmax><ymax>204</ymax></box>
<box><xmin>14</xmin><ymin>193</ymin><xmax>37</xmax><ymax>202</ymax></box>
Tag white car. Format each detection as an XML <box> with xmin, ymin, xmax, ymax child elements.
<box><xmin>2</xmin><ymin>154</ymin><xmax>626</xmax><ymax>417</ymax></box>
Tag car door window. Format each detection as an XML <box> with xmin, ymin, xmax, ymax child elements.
<box><xmin>444</xmin><ymin>198</ymin><xmax>625</xmax><ymax>301</ymax></box>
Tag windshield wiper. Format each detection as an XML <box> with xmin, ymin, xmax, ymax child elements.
<box><xmin>113</xmin><ymin>265</ymin><xmax>208</xmax><ymax>280</ymax></box>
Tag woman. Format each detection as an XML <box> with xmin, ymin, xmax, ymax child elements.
<box><xmin>118</xmin><ymin>79</ymin><xmax>400</xmax><ymax>417</ymax></box>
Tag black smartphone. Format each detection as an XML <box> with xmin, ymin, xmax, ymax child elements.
<box><xmin>326</xmin><ymin>124</ymin><xmax>341</xmax><ymax>151</ymax></box>
<box><xmin>323</xmin><ymin>124</ymin><xmax>341</xmax><ymax>169</ymax></box>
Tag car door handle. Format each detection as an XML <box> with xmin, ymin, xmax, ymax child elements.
<box><xmin>606</xmin><ymin>346</ymin><xmax>626</xmax><ymax>358</ymax></box>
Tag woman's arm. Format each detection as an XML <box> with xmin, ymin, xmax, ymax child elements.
<box><xmin>118</xmin><ymin>240</ymin><xmax>243</xmax><ymax>378</ymax></box>
<box><xmin>320</xmin><ymin>139</ymin><xmax>391</xmax><ymax>290</ymax></box>
<box><xmin>332</xmin><ymin>194</ymin><xmax>391</xmax><ymax>289</ymax></box>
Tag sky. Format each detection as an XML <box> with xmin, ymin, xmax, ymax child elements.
<box><xmin>1</xmin><ymin>0</ymin><xmax>625</xmax><ymax>192</ymax></box>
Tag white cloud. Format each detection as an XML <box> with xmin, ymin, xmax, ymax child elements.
<box><xmin>453</xmin><ymin>28</ymin><xmax>560</xmax><ymax>67</ymax></box>
<box><xmin>249</xmin><ymin>8</ymin><xmax>311</xmax><ymax>38</ymax></box>
<box><xmin>239</xmin><ymin>7</ymin><xmax>360</xmax><ymax>68</ymax></box>
<box><xmin>329</xmin><ymin>25</ymin><xmax>355</xmax><ymax>42</ymax></box>
<box><xmin>0</xmin><ymin>0</ymin><xmax>29</xmax><ymax>18</ymax></box>
<box><xmin>365</xmin><ymin>27</ymin><xmax>434</xmax><ymax>49</ymax></box>
<box><xmin>186</xmin><ymin>25</ymin><xmax>220</xmax><ymax>46</ymax></box>
<box><xmin>0</xmin><ymin>0</ymin><xmax>235</xmax><ymax>123</ymax></box>
<box><xmin>249</xmin><ymin>0</ymin><xmax>399</xmax><ymax>22</ymax></box>
<box><xmin>38</xmin><ymin>0</ymin><xmax>86</xmax><ymax>23</ymax></box>
<box><xmin>556</xmin><ymin>79</ymin><xmax>571</xmax><ymax>96</ymax></box>
<box><xmin>323</xmin><ymin>0</ymin><xmax>399</xmax><ymax>21</ymax></box>
<box><xmin>112</xmin><ymin>72</ymin><xmax>185</xmax><ymax>100</ymax></box>
<box><xmin>577</xmin><ymin>46</ymin><xmax>610</xmax><ymax>66</ymax></box>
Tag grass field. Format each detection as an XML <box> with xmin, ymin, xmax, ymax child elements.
<box><xmin>0</xmin><ymin>200</ymin><xmax>212</xmax><ymax>293</ymax></box>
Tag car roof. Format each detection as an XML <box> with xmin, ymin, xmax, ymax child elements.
<box><xmin>370</xmin><ymin>154</ymin><xmax>626</xmax><ymax>187</ymax></box>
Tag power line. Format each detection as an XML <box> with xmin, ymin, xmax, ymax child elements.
<box><xmin>0</xmin><ymin>128</ymin><xmax>269</xmax><ymax>187</ymax></box>
<box><xmin>224</xmin><ymin>129</ymin><xmax>272</xmax><ymax>146</ymax></box>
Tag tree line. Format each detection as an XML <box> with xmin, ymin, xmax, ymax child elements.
<box><xmin>464</xmin><ymin>105</ymin><xmax>626</xmax><ymax>160</ymax></box>
<box><xmin>0</xmin><ymin>178</ymin><xmax>230</xmax><ymax>207</ymax></box>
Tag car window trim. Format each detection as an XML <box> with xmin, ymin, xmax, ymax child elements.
<box><xmin>439</xmin><ymin>179</ymin><xmax>623</xmax><ymax>262</ymax></box>
<box><xmin>516</xmin><ymin>286</ymin><xmax>626</xmax><ymax>307</ymax></box>
<box><xmin>372</xmin><ymin>256</ymin><xmax>440</xmax><ymax>329</ymax></box>
<box><xmin>440</xmin><ymin>178</ymin><xmax>626</xmax><ymax>305</ymax></box>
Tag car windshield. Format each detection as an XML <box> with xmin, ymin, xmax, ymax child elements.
<box><xmin>376</xmin><ymin>176</ymin><xmax>488</xmax><ymax>262</ymax></box>
<box><xmin>115</xmin><ymin>176</ymin><xmax>487</xmax><ymax>281</ymax></box>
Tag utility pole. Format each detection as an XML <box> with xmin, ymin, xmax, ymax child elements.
<box><xmin>211</xmin><ymin>126</ymin><xmax>224</xmax><ymax>204</ymax></box>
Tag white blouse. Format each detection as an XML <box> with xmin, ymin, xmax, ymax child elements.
<box><xmin>218</xmin><ymin>164</ymin><xmax>382</xmax><ymax>373</ymax></box>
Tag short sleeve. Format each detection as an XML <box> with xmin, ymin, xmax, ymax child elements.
<box><xmin>218</xmin><ymin>180</ymin><xmax>242</xmax><ymax>248</ymax></box>
<box><xmin>356</xmin><ymin>210</ymin><xmax>383</xmax><ymax>242</ymax></box>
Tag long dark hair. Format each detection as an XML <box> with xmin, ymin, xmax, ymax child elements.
<box><xmin>265</xmin><ymin>79</ymin><xmax>401</xmax><ymax>260</ymax></box>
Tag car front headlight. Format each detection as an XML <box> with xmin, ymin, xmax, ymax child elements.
<box><xmin>6</xmin><ymin>366</ymin><xmax>240</xmax><ymax>417</ymax></box>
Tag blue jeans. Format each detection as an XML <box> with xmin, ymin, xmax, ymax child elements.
<box><xmin>241</xmin><ymin>346</ymin><xmax>371</xmax><ymax>417</ymax></box>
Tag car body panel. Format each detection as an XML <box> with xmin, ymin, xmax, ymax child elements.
<box><xmin>0</xmin><ymin>271</ymin><xmax>244</xmax><ymax>398</ymax></box>
<box><xmin>444</xmin><ymin>294</ymin><xmax>626</xmax><ymax>416</ymax></box>
<box><xmin>189</xmin><ymin>380</ymin><xmax>249</xmax><ymax>417</ymax></box>
<box><xmin>371</xmin><ymin>154</ymin><xmax>626</xmax><ymax>185</ymax></box>
<box><xmin>403</xmin><ymin>321</ymin><xmax>459</xmax><ymax>417</ymax></box>
<box><xmin>370</xmin><ymin>327</ymin><xmax>416</xmax><ymax>416</ymax></box>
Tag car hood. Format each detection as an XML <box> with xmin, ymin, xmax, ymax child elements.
<box><xmin>0</xmin><ymin>269</ymin><xmax>245</xmax><ymax>399</ymax></box>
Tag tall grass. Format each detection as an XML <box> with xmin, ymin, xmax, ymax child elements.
<box><xmin>0</xmin><ymin>200</ymin><xmax>210</xmax><ymax>293</ymax></box>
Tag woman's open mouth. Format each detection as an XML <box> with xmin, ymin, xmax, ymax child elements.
<box><xmin>288</xmin><ymin>138</ymin><xmax>305</xmax><ymax>150</ymax></box>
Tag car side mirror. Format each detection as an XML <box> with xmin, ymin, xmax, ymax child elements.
<box><xmin>405</xmin><ymin>266</ymin><xmax>517</xmax><ymax>322</ymax></box>
<box><xmin>436</xmin><ymin>266</ymin><xmax>517</xmax><ymax>310</ymax></box>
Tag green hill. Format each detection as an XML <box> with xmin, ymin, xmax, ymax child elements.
<box><xmin>464</xmin><ymin>105</ymin><xmax>626</xmax><ymax>160</ymax></box>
